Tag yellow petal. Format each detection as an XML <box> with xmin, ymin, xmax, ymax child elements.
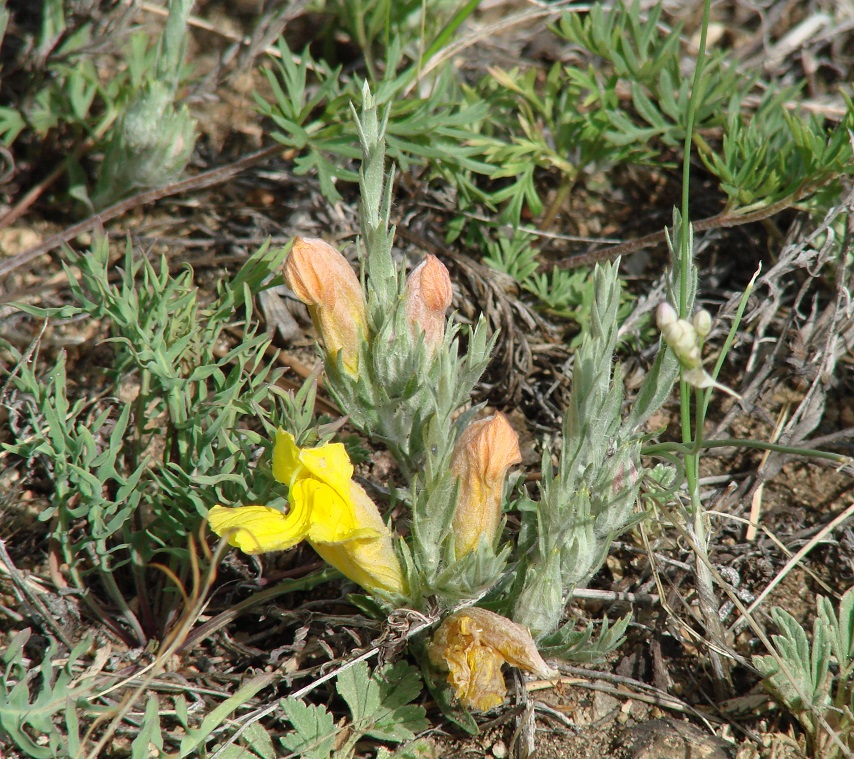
<box><xmin>207</xmin><ymin>504</ymin><xmax>310</xmax><ymax>555</ymax></box>
<box><xmin>298</xmin><ymin>480</ymin><xmax>405</xmax><ymax>594</ymax></box>
<box><xmin>446</xmin><ymin>614</ymin><xmax>506</xmax><ymax>711</ymax></box>
<box><xmin>428</xmin><ymin>610</ymin><xmax>506</xmax><ymax>710</ymax></box>
<box><xmin>347</xmin><ymin>481</ymin><xmax>393</xmax><ymax>533</ymax></box>
<box><xmin>333</xmin><ymin>484</ymin><xmax>404</xmax><ymax>594</ymax></box>
<box><xmin>293</xmin><ymin>479</ymin><xmax>378</xmax><ymax>544</ymax></box>
<box><xmin>298</xmin><ymin>442</ymin><xmax>354</xmax><ymax>496</ymax></box>
<box><xmin>455</xmin><ymin>647</ymin><xmax>505</xmax><ymax>711</ymax></box>
<box><xmin>272</xmin><ymin>429</ymin><xmax>303</xmax><ymax>485</ymax></box>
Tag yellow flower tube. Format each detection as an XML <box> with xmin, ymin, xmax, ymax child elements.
<box><xmin>208</xmin><ymin>430</ymin><xmax>405</xmax><ymax>595</ymax></box>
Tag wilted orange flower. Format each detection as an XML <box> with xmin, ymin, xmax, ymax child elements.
<box><xmin>283</xmin><ymin>237</ymin><xmax>368</xmax><ymax>375</ymax></box>
<box><xmin>451</xmin><ymin>414</ymin><xmax>522</xmax><ymax>558</ymax></box>
<box><xmin>405</xmin><ymin>254</ymin><xmax>452</xmax><ymax>352</ymax></box>
<box><xmin>427</xmin><ymin>607</ymin><xmax>556</xmax><ymax>711</ymax></box>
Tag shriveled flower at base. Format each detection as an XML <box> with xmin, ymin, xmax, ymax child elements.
<box><xmin>208</xmin><ymin>430</ymin><xmax>405</xmax><ymax>595</ymax></box>
<box><xmin>427</xmin><ymin>607</ymin><xmax>557</xmax><ymax>711</ymax></box>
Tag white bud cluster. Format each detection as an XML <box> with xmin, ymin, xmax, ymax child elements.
<box><xmin>656</xmin><ymin>303</ymin><xmax>739</xmax><ymax>398</ymax></box>
<box><xmin>656</xmin><ymin>303</ymin><xmax>706</xmax><ymax>370</ymax></box>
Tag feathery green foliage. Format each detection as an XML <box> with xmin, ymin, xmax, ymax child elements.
<box><xmin>4</xmin><ymin>238</ymin><xmax>288</xmax><ymax>645</ymax></box>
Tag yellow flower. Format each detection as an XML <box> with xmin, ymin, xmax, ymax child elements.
<box><xmin>208</xmin><ymin>430</ymin><xmax>405</xmax><ymax>595</ymax></box>
<box><xmin>405</xmin><ymin>254</ymin><xmax>452</xmax><ymax>353</ymax></box>
<box><xmin>427</xmin><ymin>607</ymin><xmax>556</xmax><ymax>711</ymax></box>
<box><xmin>283</xmin><ymin>237</ymin><xmax>368</xmax><ymax>375</ymax></box>
<box><xmin>451</xmin><ymin>414</ymin><xmax>522</xmax><ymax>558</ymax></box>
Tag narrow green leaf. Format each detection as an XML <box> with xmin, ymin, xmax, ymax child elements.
<box><xmin>179</xmin><ymin>674</ymin><xmax>273</xmax><ymax>758</ymax></box>
<box><xmin>132</xmin><ymin>696</ymin><xmax>163</xmax><ymax>759</ymax></box>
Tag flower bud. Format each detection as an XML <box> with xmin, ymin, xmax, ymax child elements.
<box><xmin>283</xmin><ymin>238</ymin><xmax>368</xmax><ymax>375</ymax></box>
<box><xmin>657</xmin><ymin>303</ymin><xmax>701</xmax><ymax>370</ymax></box>
<box><xmin>692</xmin><ymin>309</ymin><xmax>712</xmax><ymax>338</ymax></box>
<box><xmin>656</xmin><ymin>303</ymin><xmax>741</xmax><ymax>398</ymax></box>
<box><xmin>405</xmin><ymin>255</ymin><xmax>452</xmax><ymax>353</ymax></box>
<box><xmin>427</xmin><ymin>607</ymin><xmax>557</xmax><ymax>711</ymax></box>
<box><xmin>656</xmin><ymin>302</ymin><xmax>678</xmax><ymax>329</ymax></box>
<box><xmin>451</xmin><ymin>413</ymin><xmax>522</xmax><ymax>558</ymax></box>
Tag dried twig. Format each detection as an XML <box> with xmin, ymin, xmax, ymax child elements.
<box><xmin>0</xmin><ymin>145</ymin><xmax>283</xmax><ymax>283</ymax></box>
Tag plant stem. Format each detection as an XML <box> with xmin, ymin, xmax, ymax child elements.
<box><xmin>94</xmin><ymin>547</ymin><xmax>146</xmax><ymax>644</ymax></box>
<box><xmin>678</xmin><ymin>0</ymin><xmax>731</xmax><ymax>696</ymax></box>
<box><xmin>410</xmin><ymin>0</ymin><xmax>481</xmax><ymax>85</ymax></box>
